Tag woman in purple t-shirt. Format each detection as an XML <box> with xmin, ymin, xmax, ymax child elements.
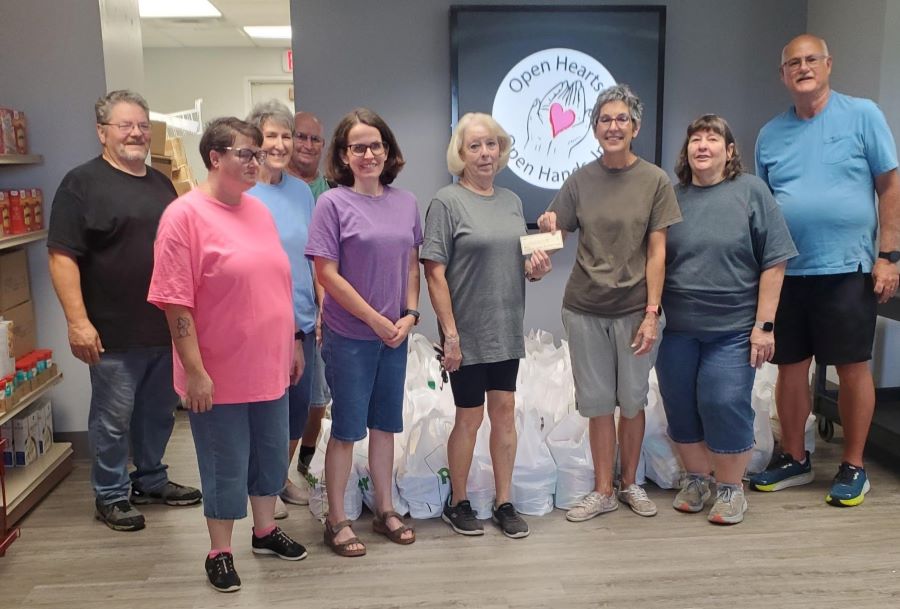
<box><xmin>305</xmin><ymin>108</ymin><xmax>422</xmax><ymax>556</ymax></box>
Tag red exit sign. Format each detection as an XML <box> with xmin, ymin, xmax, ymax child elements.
<box><xmin>283</xmin><ymin>49</ymin><xmax>293</xmax><ymax>73</ymax></box>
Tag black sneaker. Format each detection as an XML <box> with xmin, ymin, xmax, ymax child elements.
<box><xmin>95</xmin><ymin>498</ymin><xmax>145</xmax><ymax>532</ymax></box>
<box><xmin>131</xmin><ymin>481</ymin><xmax>202</xmax><ymax>506</ymax></box>
<box><xmin>492</xmin><ymin>502</ymin><xmax>530</xmax><ymax>539</ymax></box>
<box><xmin>205</xmin><ymin>552</ymin><xmax>241</xmax><ymax>593</ymax></box>
<box><xmin>442</xmin><ymin>497</ymin><xmax>484</xmax><ymax>536</ymax></box>
<box><xmin>251</xmin><ymin>526</ymin><xmax>308</xmax><ymax>561</ymax></box>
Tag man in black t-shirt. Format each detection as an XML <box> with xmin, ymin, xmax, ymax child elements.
<box><xmin>47</xmin><ymin>90</ymin><xmax>201</xmax><ymax>532</ymax></box>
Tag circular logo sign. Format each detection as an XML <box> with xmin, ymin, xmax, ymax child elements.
<box><xmin>492</xmin><ymin>48</ymin><xmax>616</xmax><ymax>190</ymax></box>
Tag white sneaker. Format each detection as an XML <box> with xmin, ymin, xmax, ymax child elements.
<box><xmin>281</xmin><ymin>478</ymin><xmax>310</xmax><ymax>506</ymax></box>
<box><xmin>565</xmin><ymin>491</ymin><xmax>618</xmax><ymax>522</ymax></box>
<box><xmin>617</xmin><ymin>483</ymin><xmax>658</xmax><ymax>517</ymax></box>
<box><xmin>274</xmin><ymin>495</ymin><xmax>288</xmax><ymax>520</ymax></box>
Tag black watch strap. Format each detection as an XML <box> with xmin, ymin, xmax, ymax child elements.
<box><xmin>294</xmin><ymin>329</ymin><xmax>306</xmax><ymax>342</ymax></box>
<box><xmin>402</xmin><ymin>308</ymin><xmax>420</xmax><ymax>325</ymax></box>
<box><xmin>878</xmin><ymin>250</ymin><xmax>900</xmax><ymax>263</ymax></box>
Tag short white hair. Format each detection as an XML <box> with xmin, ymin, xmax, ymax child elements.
<box><xmin>446</xmin><ymin>113</ymin><xmax>512</xmax><ymax>177</ymax></box>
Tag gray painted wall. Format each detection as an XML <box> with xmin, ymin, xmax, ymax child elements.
<box><xmin>291</xmin><ymin>0</ymin><xmax>808</xmax><ymax>340</ymax></box>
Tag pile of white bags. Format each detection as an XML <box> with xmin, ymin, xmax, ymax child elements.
<box><xmin>395</xmin><ymin>410</ymin><xmax>454</xmax><ymax>518</ymax></box>
<box><xmin>546</xmin><ymin>413</ymin><xmax>594</xmax><ymax>509</ymax></box>
<box><xmin>510</xmin><ymin>409</ymin><xmax>557</xmax><ymax>516</ymax></box>
<box><xmin>306</xmin><ymin>419</ymin><xmax>363</xmax><ymax>522</ymax></box>
<box><xmin>640</xmin><ymin>370</ymin><xmax>682</xmax><ymax>489</ymax></box>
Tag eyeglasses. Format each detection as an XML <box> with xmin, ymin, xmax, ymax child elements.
<box><xmin>782</xmin><ymin>54</ymin><xmax>829</xmax><ymax>72</ymax></box>
<box><xmin>100</xmin><ymin>122</ymin><xmax>152</xmax><ymax>133</ymax></box>
<box><xmin>346</xmin><ymin>141</ymin><xmax>388</xmax><ymax>157</ymax></box>
<box><xmin>597</xmin><ymin>114</ymin><xmax>631</xmax><ymax>127</ymax></box>
<box><xmin>294</xmin><ymin>133</ymin><xmax>324</xmax><ymax>145</ymax></box>
<box><xmin>220</xmin><ymin>147</ymin><xmax>268</xmax><ymax>164</ymax></box>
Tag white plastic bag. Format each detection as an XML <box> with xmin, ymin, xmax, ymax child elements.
<box><xmin>466</xmin><ymin>417</ymin><xmax>495</xmax><ymax>519</ymax></box>
<box><xmin>748</xmin><ymin>379</ymin><xmax>775</xmax><ymax>474</ymax></box>
<box><xmin>354</xmin><ymin>441</ymin><xmax>410</xmax><ymax>517</ymax></box>
<box><xmin>546</xmin><ymin>413</ymin><xmax>594</xmax><ymax>509</ymax></box>
<box><xmin>510</xmin><ymin>409</ymin><xmax>557</xmax><ymax>515</ymax></box>
<box><xmin>306</xmin><ymin>420</ymin><xmax>364</xmax><ymax>522</ymax></box>
<box><xmin>642</xmin><ymin>372</ymin><xmax>683</xmax><ymax>489</ymax></box>
<box><xmin>395</xmin><ymin>409</ymin><xmax>454</xmax><ymax>518</ymax></box>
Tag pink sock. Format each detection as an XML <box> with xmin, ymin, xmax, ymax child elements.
<box><xmin>253</xmin><ymin>524</ymin><xmax>276</xmax><ymax>539</ymax></box>
<box><xmin>208</xmin><ymin>547</ymin><xmax>232</xmax><ymax>559</ymax></box>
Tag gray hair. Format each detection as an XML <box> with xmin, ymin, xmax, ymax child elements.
<box><xmin>246</xmin><ymin>100</ymin><xmax>294</xmax><ymax>133</ymax></box>
<box><xmin>590</xmin><ymin>84</ymin><xmax>643</xmax><ymax>130</ymax></box>
<box><xmin>95</xmin><ymin>90</ymin><xmax>149</xmax><ymax>124</ymax></box>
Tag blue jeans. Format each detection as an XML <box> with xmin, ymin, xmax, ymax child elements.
<box><xmin>655</xmin><ymin>330</ymin><xmax>756</xmax><ymax>454</ymax></box>
<box><xmin>188</xmin><ymin>394</ymin><xmax>289</xmax><ymax>520</ymax></box>
<box><xmin>88</xmin><ymin>347</ymin><xmax>177</xmax><ymax>504</ymax></box>
<box><xmin>321</xmin><ymin>325</ymin><xmax>407</xmax><ymax>442</ymax></box>
<box><xmin>288</xmin><ymin>338</ymin><xmax>316</xmax><ymax>440</ymax></box>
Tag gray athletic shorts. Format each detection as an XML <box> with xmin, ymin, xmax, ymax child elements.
<box><xmin>562</xmin><ymin>307</ymin><xmax>664</xmax><ymax>419</ymax></box>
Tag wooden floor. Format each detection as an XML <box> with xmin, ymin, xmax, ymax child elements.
<box><xmin>3</xmin><ymin>413</ymin><xmax>900</xmax><ymax>609</ymax></box>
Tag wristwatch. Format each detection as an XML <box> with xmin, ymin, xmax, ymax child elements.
<box><xmin>878</xmin><ymin>251</ymin><xmax>900</xmax><ymax>263</ymax></box>
<box><xmin>402</xmin><ymin>308</ymin><xmax>420</xmax><ymax>325</ymax></box>
<box><xmin>645</xmin><ymin>304</ymin><xmax>662</xmax><ymax>316</ymax></box>
<box><xmin>755</xmin><ymin>321</ymin><xmax>774</xmax><ymax>332</ymax></box>
<box><xmin>294</xmin><ymin>329</ymin><xmax>306</xmax><ymax>342</ymax></box>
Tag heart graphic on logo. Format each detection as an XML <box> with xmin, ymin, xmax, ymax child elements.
<box><xmin>549</xmin><ymin>103</ymin><xmax>576</xmax><ymax>138</ymax></box>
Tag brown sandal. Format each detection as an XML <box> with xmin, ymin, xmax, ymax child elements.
<box><xmin>324</xmin><ymin>519</ymin><xmax>366</xmax><ymax>557</ymax></box>
<box><xmin>372</xmin><ymin>510</ymin><xmax>416</xmax><ymax>545</ymax></box>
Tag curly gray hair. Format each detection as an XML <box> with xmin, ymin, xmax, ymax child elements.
<box><xmin>246</xmin><ymin>99</ymin><xmax>294</xmax><ymax>133</ymax></box>
<box><xmin>590</xmin><ymin>84</ymin><xmax>643</xmax><ymax>130</ymax></box>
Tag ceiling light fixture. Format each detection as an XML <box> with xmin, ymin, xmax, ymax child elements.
<box><xmin>139</xmin><ymin>0</ymin><xmax>221</xmax><ymax>19</ymax></box>
<box><xmin>243</xmin><ymin>26</ymin><xmax>293</xmax><ymax>40</ymax></box>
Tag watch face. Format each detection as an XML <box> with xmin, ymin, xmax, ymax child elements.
<box><xmin>761</xmin><ymin>321</ymin><xmax>774</xmax><ymax>332</ymax></box>
<box><xmin>880</xmin><ymin>251</ymin><xmax>900</xmax><ymax>263</ymax></box>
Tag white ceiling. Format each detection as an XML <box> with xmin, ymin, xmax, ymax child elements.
<box><xmin>141</xmin><ymin>0</ymin><xmax>291</xmax><ymax>48</ymax></box>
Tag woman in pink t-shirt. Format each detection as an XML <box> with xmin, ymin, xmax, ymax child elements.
<box><xmin>149</xmin><ymin>118</ymin><xmax>307</xmax><ymax>593</ymax></box>
<box><xmin>306</xmin><ymin>108</ymin><xmax>422</xmax><ymax>556</ymax></box>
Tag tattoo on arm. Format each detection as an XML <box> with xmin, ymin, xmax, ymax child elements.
<box><xmin>175</xmin><ymin>316</ymin><xmax>191</xmax><ymax>338</ymax></box>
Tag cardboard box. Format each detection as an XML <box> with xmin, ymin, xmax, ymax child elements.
<box><xmin>165</xmin><ymin>137</ymin><xmax>187</xmax><ymax>167</ymax></box>
<box><xmin>13</xmin><ymin>409</ymin><xmax>37</xmax><ymax>466</ymax></box>
<box><xmin>38</xmin><ymin>398</ymin><xmax>53</xmax><ymax>454</ymax></box>
<box><xmin>150</xmin><ymin>120</ymin><xmax>167</xmax><ymax>156</ymax></box>
<box><xmin>1</xmin><ymin>421</ymin><xmax>14</xmax><ymax>467</ymax></box>
<box><xmin>0</xmin><ymin>249</ymin><xmax>31</xmax><ymax>311</ymax></box>
<box><xmin>150</xmin><ymin>154</ymin><xmax>174</xmax><ymax>179</ymax></box>
<box><xmin>2</xmin><ymin>300</ymin><xmax>35</xmax><ymax>358</ymax></box>
<box><xmin>173</xmin><ymin>179</ymin><xmax>194</xmax><ymax>196</ymax></box>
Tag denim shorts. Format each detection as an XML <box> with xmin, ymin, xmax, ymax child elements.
<box><xmin>309</xmin><ymin>342</ymin><xmax>331</xmax><ymax>406</ymax></box>
<box><xmin>188</xmin><ymin>394</ymin><xmax>289</xmax><ymax>519</ymax></box>
<box><xmin>655</xmin><ymin>330</ymin><xmax>756</xmax><ymax>454</ymax></box>
<box><xmin>563</xmin><ymin>307</ymin><xmax>664</xmax><ymax>419</ymax></box>
<box><xmin>321</xmin><ymin>325</ymin><xmax>407</xmax><ymax>442</ymax></box>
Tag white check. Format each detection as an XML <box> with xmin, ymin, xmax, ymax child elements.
<box><xmin>519</xmin><ymin>231</ymin><xmax>564</xmax><ymax>255</ymax></box>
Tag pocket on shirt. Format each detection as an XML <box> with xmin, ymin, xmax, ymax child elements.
<box><xmin>822</xmin><ymin>135</ymin><xmax>858</xmax><ymax>165</ymax></box>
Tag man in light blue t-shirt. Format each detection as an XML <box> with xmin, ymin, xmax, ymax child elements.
<box><xmin>751</xmin><ymin>34</ymin><xmax>900</xmax><ymax>507</ymax></box>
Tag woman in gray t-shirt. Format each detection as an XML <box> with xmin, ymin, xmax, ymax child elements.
<box><xmin>421</xmin><ymin>112</ymin><xmax>551</xmax><ymax>539</ymax></box>
<box><xmin>656</xmin><ymin>114</ymin><xmax>796</xmax><ymax>525</ymax></box>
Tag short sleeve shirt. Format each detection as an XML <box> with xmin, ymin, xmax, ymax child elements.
<box><xmin>547</xmin><ymin>157</ymin><xmax>682</xmax><ymax>316</ymax></box>
<box><xmin>248</xmin><ymin>175</ymin><xmax>317</xmax><ymax>333</ymax></box>
<box><xmin>47</xmin><ymin>156</ymin><xmax>176</xmax><ymax>349</ymax></box>
<box><xmin>755</xmin><ymin>91</ymin><xmax>898</xmax><ymax>275</ymax></box>
<box><xmin>305</xmin><ymin>185</ymin><xmax>423</xmax><ymax>340</ymax></box>
<box><xmin>148</xmin><ymin>188</ymin><xmax>294</xmax><ymax>404</ymax></box>
<box><xmin>664</xmin><ymin>173</ymin><xmax>798</xmax><ymax>332</ymax></box>
<box><xmin>420</xmin><ymin>184</ymin><xmax>527</xmax><ymax>364</ymax></box>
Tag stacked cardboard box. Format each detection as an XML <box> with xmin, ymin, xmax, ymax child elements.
<box><xmin>0</xmin><ymin>250</ymin><xmax>34</xmax><ymax>358</ymax></box>
<box><xmin>1</xmin><ymin>398</ymin><xmax>53</xmax><ymax>468</ymax></box>
<box><xmin>149</xmin><ymin>120</ymin><xmax>196</xmax><ymax>196</ymax></box>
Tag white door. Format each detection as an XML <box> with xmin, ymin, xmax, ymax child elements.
<box><xmin>248</xmin><ymin>79</ymin><xmax>294</xmax><ymax>114</ymax></box>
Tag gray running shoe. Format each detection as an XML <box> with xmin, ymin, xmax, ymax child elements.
<box><xmin>95</xmin><ymin>498</ymin><xmax>145</xmax><ymax>532</ymax></box>
<box><xmin>617</xmin><ymin>483</ymin><xmax>658</xmax><ymax>517</ymax></box>
<box><xmin>708</xmin><ymin>485</ymin><xmax>748</xmax><ymax>525</ymax></box>
<box><xmin>565</xmin><ymin>491</ymin><xmax>618</xmax><ymax>522</ymax></box>
<box><xmin>131</xmin><ymin>480</ymin><xmax>202</xmax><ymax>506</ymax></box>
<box><xmin>492</xmin><ymin>502</ymin><xmax>530</xmax><ymax>539</ymax></box>
<box><xmin>442</xmin><ymin>497</ymin><xmax>484</xmax><ymax>536</ymax></box>
<box><xmin>673</xmin><ymin>474</ymin><xmax>712</xmax><ymax>513</ymax></box>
